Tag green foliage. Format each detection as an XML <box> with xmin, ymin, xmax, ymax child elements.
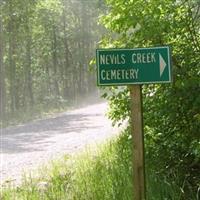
<box><xmin>71</xmin><ymin>132</ymin><xmax>133</xmax><ymax>200</ymax></box>
<box><xmin>2</xmin><ymin>129</ymin><xmax>197</xmax><ymax>199</ymax></box>
<box><xmin>102</xmin><ymin>86</ymin><xmax>131</xmax><ymax>126</ymax></box>
<box><xmin>1</xmin><ymin>0</ymin><xmax>103</xmax><ymax>123</ymax></box>
<box><xmin>100</xmin><ymin>0</ymin><xmax>200</xmax><ymax>197</ymax></box>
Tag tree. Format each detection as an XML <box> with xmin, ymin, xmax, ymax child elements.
<box><xmin>100</xmin><ymin>0</ymin><xmax>200</xmax><ymax>196</ymax></box>
<box><xmin>1</xmin><ymin>0</ymin><xmax>103</xmax><ymax>121</ymax></box>
<box><xmin>0</xmin><ymin>3</ymin><xmax>6</xmax><ymax>119</ymax></box>
<box><xmin>23</xmin><ymin>0</ymin><xmax>35</xmax><ymax>107</ymax></box>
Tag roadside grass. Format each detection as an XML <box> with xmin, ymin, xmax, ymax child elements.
<box><xmin>0</xmin><ymin>94</ymin><xmax>102</xmax><ymax>128</ymax></box>
<box><xmin>0</xmin><ymin>102</ymin><xmax>70</xmax><ymax>128</ymax></box>
<box><xmin>1</xmin><ymin>129</ymin><xmax>197</xmax><ymax>200</ymax></box>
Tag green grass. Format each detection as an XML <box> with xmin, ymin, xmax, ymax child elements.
<box><xmin>1</xmin><ymin>129</ymin><xmax>198</xmax><ymax>200</ymax></box>
<box><xmin>0</xmin><ymin>102</ymin><xmax>71</xmax><ymax>128</ymax></box>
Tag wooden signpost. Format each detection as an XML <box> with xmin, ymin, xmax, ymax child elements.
<box><xmin>96</xmin><ymin>46</ymin><xmax>172</xmax><ymax>200</ymax></box>
<box><xmin>130</xmin><ymin>85</ymin><xmax>145</xmax><ymax>200</ymax></box>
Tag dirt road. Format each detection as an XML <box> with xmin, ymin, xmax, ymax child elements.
<box><xmin>0</xmin><ymin>102</ymin><xmax>120</xmax><ymax>185</ymax></box>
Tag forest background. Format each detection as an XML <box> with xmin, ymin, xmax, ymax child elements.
<box><xmin>0</xmin><ymin>0</ymin><xmax>105</xmax><ymax>126</ymax></box>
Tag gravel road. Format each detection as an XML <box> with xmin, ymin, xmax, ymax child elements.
<box><xmin>0</xmin><ymin>102</ymin><xmax>120</xmax><ymax>186</ymax></box>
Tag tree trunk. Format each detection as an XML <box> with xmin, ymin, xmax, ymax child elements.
<box><xmin>62</xmin><ymin>9</ymin><xmax>71</xmax><ymax>100</ymax></box>
<box><xmin>24</xmin><ymin>13</ymin><xmax>34</xmax><ymax>107</ymax></box>
<box><xmin>8</xmin><ymin>2</ymin><xmax>17</xmax><ymax>113</ymax></box>
<box><xmin>52</xmin><ymin>24</ymin><xmax>60</xmax><ymax>97</ymax></box>
<box><xmin>0</xmin><ymin>14</ymin><xmax>6</xmax><ymax>119</ymax></box>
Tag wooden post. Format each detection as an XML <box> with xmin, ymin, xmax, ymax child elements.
<box><xmin>130</xmin><ymin>85</ymin><xmax>146</xmax><ymax>200</ymax></box>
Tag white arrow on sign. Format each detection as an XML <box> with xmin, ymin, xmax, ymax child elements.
<box><xmin>159</xmin><ymin>54</ymin><xmax>166</xmax><ymax>77</ymax></box>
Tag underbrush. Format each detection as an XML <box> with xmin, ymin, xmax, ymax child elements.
<box><xmin>1</xmin><ymin>129</ymin><xmax>198</xmax><ymax>200</ymax></box>
<box><xmin>0</xmin><ymin>101</ymin><xmax>69</xmax><ymax>128</ymax></box>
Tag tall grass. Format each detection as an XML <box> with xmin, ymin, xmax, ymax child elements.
<box><xmin>1</xmin><ymin>129</ymin><xmax>197</xmax><ymax>200</ymax></box>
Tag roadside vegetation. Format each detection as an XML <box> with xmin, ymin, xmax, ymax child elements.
<box><xmin>0</xmin><ymin>93</ymin><xmax>100</xmax><ymax>128</ymax></box>
<box><xmin>2</xmin><ymin>128</ymin><xmax>198</xmax><ymax>200</ymax></box>
<box><xmin>99</xmin><ymin>0</ymin><xmax>200</xmax><ymax>198</ymax></box>
<box><xmin>0</xmin><ymin>101</ymin><xmax>69</xmax><ymax>128</ymax></box>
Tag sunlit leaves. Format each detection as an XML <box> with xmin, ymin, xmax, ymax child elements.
<box><xmin>37</xmin><ymin>0</ymin><xmax>63</xmax><ymax>14</ymax></box>
<box><xmin>100</xmin><ymin>0</ymin><xmax>200</xmax><ymax>196</ymax></box>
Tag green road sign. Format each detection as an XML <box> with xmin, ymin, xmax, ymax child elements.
<box><xmin>96</xmin><ymin>46</ymin><xmax>172</xmax><ymax>86</ymax></box>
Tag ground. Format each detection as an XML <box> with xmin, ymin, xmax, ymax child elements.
<box><xmin>0</xmin><ymin>102</ymin><xmax>120</xmax><ymax>186</ymax></box>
